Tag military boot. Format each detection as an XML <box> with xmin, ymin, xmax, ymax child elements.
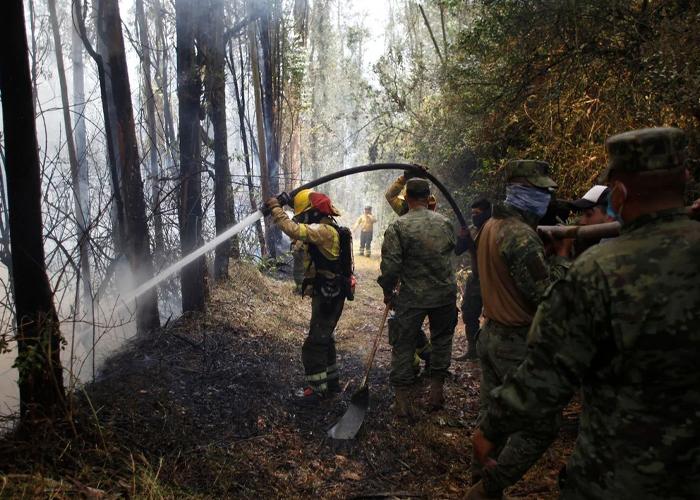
<box><xmin>391</xmin><ymin>387</ymin><xmax>411</xmax><ymax>418</ymax></box>
<box><xmin>464</xmin><ymin>480</ymin><xmax>506</xmax><ymax>500</ymax></box>
<box><xmin>429</xmin><ymin>376</ymin><xmax>445</xmax><ymax>410</ymax></box>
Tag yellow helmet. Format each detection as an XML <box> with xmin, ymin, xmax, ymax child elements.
<box><xmin>293</xmin><ymin>189</ymin><xmax>315</xmax><ymax>216</ymax></box>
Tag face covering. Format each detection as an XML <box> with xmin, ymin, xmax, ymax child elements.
<box><xmin>504</xmin><ymin>184</ymin><xmax>552</xmax><ymax>217</ymax></box>
<box><xmin>606</xmin><ymin>184</ymin><xmax>626</xmax><ymax>224</ymax></box>
<box><xmin>473</xmin><ymin>212</ymin><xmax>490</xmax><ymax>229</ymax></box>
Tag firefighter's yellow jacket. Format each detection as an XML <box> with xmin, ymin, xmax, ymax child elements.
<box><xmin>271</xmin><ymin>206</ymin><xmax>339</xmax><ymax>295</ymax></box>
<box><xmin>385</xmin><ymin>175</ymin><xmax>409</xmax><ymax>216</ymax></box>
<box><xmin>353</xmin><ymin>214</ymin><xmax>377</xmax><ymax>232</ymax></box>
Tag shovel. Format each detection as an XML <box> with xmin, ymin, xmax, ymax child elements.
<box><xmin>328</xmin><ymin>302</ymin><xmax>391</xmax><ymax>440</ymax></box>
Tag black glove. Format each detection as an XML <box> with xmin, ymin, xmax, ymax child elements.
<box><xmin>277</xmin><ymin>191</ymin><xmax>293</xmax><ymax>208</ymax></box>
<box><xmin>404</xmin><ymin>165</ymin><xmax>428</xmax><ymax>180</ymax></box>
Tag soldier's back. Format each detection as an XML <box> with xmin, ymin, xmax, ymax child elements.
<box><xmin>567</xmin><ymin>208</ymin><xmax>700</xmax><ymax>499</ymax></box>
<box><xmin>391</xmin><ymin>207</ymin><xmax>457</xmax><ymax>308</ymax></box>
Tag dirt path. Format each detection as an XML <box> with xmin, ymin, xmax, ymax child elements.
<box><xmin>0</xmin><ymin>258</ymin><xmax>577</xmax><ymax>499</ymax></box>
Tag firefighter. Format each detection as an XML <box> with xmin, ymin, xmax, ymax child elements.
<box><xmin>386</xmin><ymin>169</ymin><xmax>438</xmax><ymax>216</ymax></box>
<box><xmin>266</xmin><ymin>190</ymin><xmax>347</xmax><ymax>404</ymax></box>
<box><xmin>352</xmin><ymin>205</ymin><xmax>377</xmax><ymax>257</ymax></box>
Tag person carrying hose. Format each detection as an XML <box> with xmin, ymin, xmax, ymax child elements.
<box><xmin>266</xmin><ymin>190</ymin><xmax>347</xmax><ymax>404</ymax></box>
<box><xmin>352</xmin><ymin>206</ymin><xmax>377</xmax><ymax>257</ymax></box>
<box><xmin>386</xmin><ymin>166</ymin><xmax>437</xmax><ymax>216</ymax></box>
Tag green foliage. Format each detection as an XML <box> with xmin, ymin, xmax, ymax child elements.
<box><xmin>370</xmin><ymin>0</ymin><xmax>700</xmax><ymax>206</ymax></box>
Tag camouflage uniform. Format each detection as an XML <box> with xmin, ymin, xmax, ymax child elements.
<box><xmin>473</xmin><ymin>161</ymin><xmax>571</xmax><ymax>496</ymax></box>
<box><xmin>271</xmin><ymin>206</ymin><xmax>343</xmax><ymax>395</ymax></box>
<box><xmin>461</xmin><ymin>225</ymin><xmax>483</xmax><ymax>357</ymax></box>
<box><xmin>378</xmin><ymin>203</ymin><xmax>458</xmax><ymax>388</ymax></box>
<box><xmin>478</xmin><ymin>127</ymin><xmax>700</xmax><ymax>500</ymax></box>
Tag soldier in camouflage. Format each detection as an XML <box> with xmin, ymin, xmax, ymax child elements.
<box><xmin>378</xmin><ymin>178</ymin><xmax>458</xmax><ymax>417</ymax></box>
<box><xmin>467</xmin><ymin>160</ymin><xmax>572</xmax><ymax>499</ymax></box>
<box><xmin>472</xmin><ymin>127</ymin><xmax>700</xmax><ymax>500</ymax></box>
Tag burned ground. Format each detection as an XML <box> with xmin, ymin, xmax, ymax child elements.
<box><xmin>0</xmin><ymin>258</ymin><xmax>578</xmax><ymax>499</ymax></box>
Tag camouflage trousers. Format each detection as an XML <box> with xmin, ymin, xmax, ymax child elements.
<box><xmin>302</xmin><ymin>294</ymin><xmax>345</xmax><ymax>394</ymax></box>
<box><xmin>388</xmin><ymin>302</ymin><xmax>458</xmax><ymax>387</ymax></box>
<box><xmin>473</xmin><ymin>318</ymin><xmax>562</xmax><ymax>496</ymax></box>
<box><xmin>461</xmin><ymin>272</ymin><xmax>482</xmax><ymax>350</ymax></box>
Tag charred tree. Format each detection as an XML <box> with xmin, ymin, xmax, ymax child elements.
<box><xmin>0</xmin><ymin>0</ymin><xmax>65</xmax><ymax>421</ymax></box>
<box><xmin>101</xmin><ymin>0</ymin><xmax>161</xmax><ymax>331</ymax></box>
<box><xmin>203</xmin><ymin>0</ymin><xmax>239</xmax><ymax>280</ymax></box>
<box><xmin>177</xmin><ymin>0</ymin><xmax>207</xmax><ymax>311</ymax></box>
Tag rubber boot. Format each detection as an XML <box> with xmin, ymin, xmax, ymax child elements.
<box><xmin>328</xmin><ymin>378</ymin><xmax>342</xmax><ymax>393</ymax></box>
<box><xmin>429</xmin><ymin>377</ymin><xmax>445</xmax><ymax>410</ymax></box>
<box><xmin>391</xmin><ymin>387</ymin><xmax>411</xmax><ymax>418</ymax></box>
<box><xmin>366</xmin><ymin>249</ymin><xmax>371</xmax><ymax>257</ymax></box>
<box><xmin>359</xmin><ymin>249</ymin><xmax>364</xmax><ymax>256</ymax></box>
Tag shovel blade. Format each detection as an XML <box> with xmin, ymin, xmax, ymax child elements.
<box><xmin>327</xmin><ymin>386</ymin><xmax>369</xmax><ymax>440</ymax></box>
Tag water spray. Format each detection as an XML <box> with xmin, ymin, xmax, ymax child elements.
<box><xmin>122</xmin><ymin>163</ymin><xmax>469</xmax><ymax>305</ymax></box>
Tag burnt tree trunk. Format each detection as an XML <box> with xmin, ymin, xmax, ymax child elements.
<box><xmin>102</xmin><ymin>0</ymin><xmax>161</xmax><ymax>331</ymax></box>
<box><xmin>258</xmin><ymin>10</ymin><xmax>282</xmax><ymax>256</ymax></box>
<box><xmin>203</xmin><ymin>0</ymin><xmax>238</xmax><ymax>280</ymax></box>
<box><xmin>177</xmin><ymin>0</ymin><xmax>207</xmax><ymax>312</ymax></box>
<box><xmin>0</xmin><ymin>0</ymin><xmax>65</xmax><ymax>422</ymax></box>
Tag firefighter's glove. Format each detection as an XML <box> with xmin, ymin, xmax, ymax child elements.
<box><xmin>404</xmin><ymin>164</ymin><xmax>428</xmax><ymax>180</ymax></box>
<box><xmin>276</xmin><ymin>191</ymin><xmax>293</xmax><ymax>208</ymax></box>
<box><xmin>262</xmin><ymin>197</ymin><xmax>280</xmax><ymax>216</ymax></box>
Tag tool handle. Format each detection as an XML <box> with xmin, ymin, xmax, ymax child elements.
<box><xmin>359</xmin><ymin>302</ymin><xmax>391</xmax><ymax>390</ymax></box>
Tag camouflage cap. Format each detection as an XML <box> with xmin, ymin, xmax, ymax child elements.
<box><xmin>405</xmin><ymin>178</ymin><xmax>431</xmax><ymax>197</ymax></box>
<box><xmin>599</xmin><ymin>127</ymin><xmax>687</xmax><ymax>182</ymax></box>
<box><xmin>505</xmin><ymin>160</ymin><xmax>557</xmax><ymax>189</ymax></box>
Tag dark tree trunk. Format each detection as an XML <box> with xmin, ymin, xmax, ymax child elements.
<box><xmin>0</xmin><ymin>0</ymin><xmax>65</xmax><ymax>422</ymax></box>
<box><xmin>177</xmin><ymin>0</ymin><xmax>207</xmax><ymax>312</ymax></box>
<box><xmin>230</xmin><ymin>42</ymin><xmax>267</xmax><ymax>257</ymax></box>
<box><xmin>102</xmin><ymin>0</ymin><xmax>161</xmax><ymax>332</ymax></box>
<box><xmin>204</xmin><ymin>0</ymin><xmax>238</xmax><ymax>280</ymax></box>
<box><xmin>258</xmin><ymin>11</ymin><xmax>282</xmax><ymax>256</ymax></box>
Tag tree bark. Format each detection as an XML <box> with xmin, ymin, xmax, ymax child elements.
<box><xmin>72</xmin><ymin>0</ymin><xmax>92</xmax><ymax>319</ymax></box>
<box><xmin>0</xmin><ymin>0</ymin><xmax>65</xmax><ymax>421</ymax></box>
<box><xmin>47</xmin><ymin>0</ymin><xmax>92</xmax><ymax>320</ymax></box>
<box><xmin>230</xmin><ymin>41</ymin><xmax>267</xmax><ymax>257</ymax></box>
<box><xmin>177</xmin><ymin>0</ymin><xmax>207</xmax><ymax>312</ymax></box>
<box><xmin>91</xmin><ymin>0</ymin><xmax>126</xmax><ymax>254</ymax></box>
<box><xmin>153</xmin><ymin>0</ymin><xmax>178</xmax><ymax>174</ymax></box>
<box><xmin>101</xmin><ymin>0</ymin><xmax>161</xmax><ymax>332</ymax></box>
<box><xmin>258</xmin><ymin>10</ymin><xmax>282</xmax><ymax>256</ymax></box>
<box><xmin>135</xmin><ymin>0</ymin><xmax>165</xmax><ymax>265</ymax></box>
<box><xmin>203</xmin><ymin>0</ymin><xmax>239</xmax><ymax>280</ymax></box>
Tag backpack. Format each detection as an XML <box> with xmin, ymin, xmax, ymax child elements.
<box><xmin>305</xmin><ymin>223</ymin><xmax>355</xmax><ymax>302</ymax></box>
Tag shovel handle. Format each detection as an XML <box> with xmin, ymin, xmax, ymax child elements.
<box><xmin>359</xmin><ymin>302</ymin><xmax>391</xmax><ymax>389</ymax></box>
